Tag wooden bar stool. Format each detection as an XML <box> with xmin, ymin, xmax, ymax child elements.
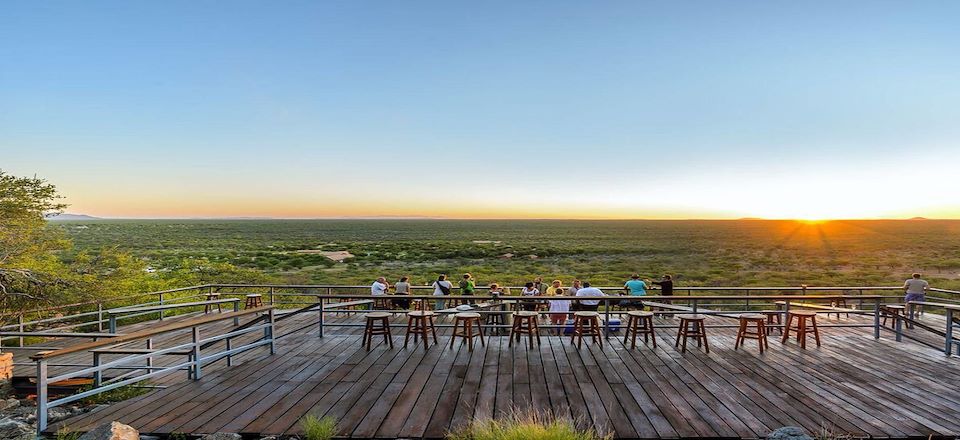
<box><xmin>485</xmin><ymin>306</ymin><xmax>506</xmax><ymax>335</ymax></box>
<box><xmin>244</xmin><ymin>294</ymin><xmax>263</xmax><ymax>309</ymax></box>
<box><xmin>781</xmin><ymin>310</ymin><xmax>821</xmax><ymax>349</ymax></box>
<box><xmin>570</xmin><ymin>311</ymin><xmax>602</xmax><ymax>349</ymax></box>
<box><xmin>675</xmin><ymin>314</ymin><xmax>709</xmax><ymax>353</ymax></box>
<box><xmin>882</xmin><ymin>305</ymin><xmax>906</xmax><ymax>328</ymax></box>
<box><xmin>509</xmin><ymin>311</ymin><xmax>541</xmax><ymax>347</ymax></box>
<box><xmin>830</xmin><ymin>297</ymin><xmax>850</xmax><ymax>318</ymax></box>
<box><xmin>363</xmin><ymin>312</ymin><xmax>394</xmax><ymax>350</ymax></box>
<box><xmin>762</xmin><ymin>311</ymin><xmax>783</xmax><ymax>335</ymax></box>
<box><xmin>624</xmin><ymin>311</ymin><xmax>656</xmax><ymax>349</ymax></box>
<box><xmin>204</xmin><ymin>293</ymin><xmax>222</xmax><ymax>313</ymax></box>
<box><xmin>404</xmin><ymin>311</ymin><xmax>438</xmax><ymax>349</ymax></box>
<box><xmin>450</xmin><ymin>312</ymin><xmax>485</xmax><ymax>351</ymax></box>
<box><xmin>373</xmin><ymin>296</ymin><xmax>390</xmax><ymax>310</ymax></box>
<box><xmin>735</xmin><ymin>313</ymin><xmax>768</xmax><ymax>353</ymax></box>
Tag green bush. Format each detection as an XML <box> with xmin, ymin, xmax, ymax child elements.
<box><xmin>301</xmin><ymin>414</ymin><xmax>338</xmax><ymax>440</ymax></box>
<box><xmin>448</xmin><ymin>410</ymin><xmax>610</xmax><ymax>440</ymax></box>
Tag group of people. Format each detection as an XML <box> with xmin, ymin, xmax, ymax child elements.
<box><xmin>369</xmin><ymin>273</ymin><xmax>676</xmax><ymax>323</ymax></box>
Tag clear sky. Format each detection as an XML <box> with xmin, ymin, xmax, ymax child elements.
<box><xmin>2</xmin><ymin>1</ymin><xmax>959</xmax><ymax>219</ymax></box>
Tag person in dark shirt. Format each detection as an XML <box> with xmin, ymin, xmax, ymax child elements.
<box><xmin>651</xmin><ymin>274</ymin><xmax>674</xmax><ymax>318</ymax></box>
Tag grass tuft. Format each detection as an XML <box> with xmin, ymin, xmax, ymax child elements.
<box><xmin>448</xmin><ymin>409</ymin><xmax>611</xmax><ymax>440</ymax></box>
<box><xmin>300</xmin><ymin>414</ymin><xmax>338</xmax><ymax>440</ymax></box>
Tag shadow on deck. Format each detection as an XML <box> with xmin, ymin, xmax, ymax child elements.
<box><xmin>43</xmin><ymin>311</ymin><xmax>960</xmax><ymax>439</ymax></box>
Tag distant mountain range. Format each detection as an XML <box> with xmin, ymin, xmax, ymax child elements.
<box><xmin>47</xmin><ymin>213</ymin><xmax>101</xmax><ymax>221</ymax></box>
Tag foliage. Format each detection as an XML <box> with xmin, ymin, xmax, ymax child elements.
<box><xmin>54</xmin><ymin>426</ymin><xmax>81</xmax><ymax>440</ymax></box>
<box><xmin>448</xmin><ymin>410</ymin><xmax>610</xmax><ymax>440</ymax></box>
<box><xmin>168</xmin><ymin>433</ymin><xmax>189</xmax><ymax>440</ymax></box>
<box><xmin>79</xmin><ymin>383</ymin><xmax>151</xmax><ymax>404</ymax></box>
<box><xmin>300</xmin><ymin>414</ymin><xmax>338</xmax><ymax>440</ymax></box>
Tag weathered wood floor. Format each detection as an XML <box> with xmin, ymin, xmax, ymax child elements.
<box><xmin>46</xmin><ymin>311</ymin><xmax>960</xmax><ymax>439</ymax></box>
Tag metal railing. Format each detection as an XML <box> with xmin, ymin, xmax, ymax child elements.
<box><xmin>31</xmin><ymin>306</ymin><xmax>275</xmax><ymax>435</ymax></box>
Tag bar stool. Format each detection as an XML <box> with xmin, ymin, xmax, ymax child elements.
<box><xmin>624</xmin><ymin>311</ymin><xmax>656</xmax><ymax>349</ymax></box>
<box><xmin>363</xmin><ymin>312</ymin><xmax>393</xmax><ymax>350</ymax></box>
<box><xmin>373</xmin><ymin>296</ymin><xmax>391</xmax><ymax>310</ymax></box>
<box><xmin>404</xmin><ymin>311</ymin><xmax>438</xmax><ymax>349</ymax></box>
<box><xmin>204</xmin><ymin>293</ymin><xmax>222</xmax><ymax>313</ymax></box>
<box><xmin>450</xmin><ymin>312</ymin><xmax>485</xmax><ymax>351</ymax></box>
<box><xmin>509</xmin><ymin>311</ymin><xmax>541</xmax><ymax>347</ymax></box>
<box><xmin>781</xmin><ymin>310</ymin><xmax>820</xmax><ymax>349</ymax></box>
<box><xmin>762</xmin><ymin>311</ymin><xmax>783</xmax><ymax>335</ymax></box>
<box><xmin>735</xmin><ymin>313</ymin><xmax>768</xmax><ymax>353</ymax></box>
<box><xmin>830</xmin><ymin>297</ymin><xmax>850</xmax><ymax>318</ymax></box>
<box><xmin>485</xmin><ymin>305</ymin><xmax>506</xmax><ymax>335</ymax></box>
<box><xmin>244</xmin><ymin>294</ymin><xmax>263</xmax><ymax>309</ymax></box>
<box><xmin>675</xmin><ymin>314</ymin><xmax>709</xmax><ymax>353</ymax></box>
<box><xmin>882</xmin><ymin>305</ymin><xmax>906</xmax><ymax>328</ymax></box>
<box><xmin>570</xmin><ymin>311</ymin><xmax>602</xmax><ymax>349</ymax></box>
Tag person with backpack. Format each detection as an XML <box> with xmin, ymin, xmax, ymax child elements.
<box><xmin>459</xmin><ymin>273</ymin><xmax>476</xmax><ymax>305</ymax></box>
<box><xmin>432</xmin><ymin>274</ymin><xmax>453</xmax><ymax>310</ymax></box>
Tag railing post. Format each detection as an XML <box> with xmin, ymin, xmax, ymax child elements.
<box><xmin>97</xmin><ymin>302</ymin><xmax>104</xmax><ymax>332</ymax></box>
<box><xmin>192</xmin><ymin>327</ymin><xmax>202</xmax><ymax>380</ymax></box>
<box><xmin>17</xmin><ymin>314</ymin><xmax>24</xmax><ymax>347</ymax></box>
<box><xmin>109</xmin><ymin>314</ymin><xmax>117</xmax><ymax>334</ymax></box>
<box><xmin>319</xmin><ymin>299</ymin><xmax>325</xmax><ymax>338</ymax></box>
<box><xmin>858</xmin><ymin>289</ymin><xmax>864</xmax><ymax>310</ymax></box>
<box><xmin>604</xmin><ymin>299</ymin><xmax>610</xmax><ymax>338</ymax></box>
<box><xmin>269</xmin><ymin>287</ymin><xmax>275</xmax><ymax>305</ymax></box>
<box><xmin>946</xmin><ymin>309</ymin><xmax>954</xmax><ymax>356</ymax></box>
<box><xmin>36</xmin><ymin>359</ymin><xmax>48</xmax><ymax>436</ymax></box>
<box><xmin>226</xmin><ymin>336</ymin><xmax>233</xmax><ymax>366</ymax></box>
<box><xmin>93</xmin><ymin>352</ymin><xmax>102</xmax><ymax>387</ymax></box>
<box><xmin>159</xmin><ymin>292</ymin><xmax>165</xmax><ymax>321</ymax></box>
<box><xmin>146</xmin><ymin>338</ymin><xmax>154</xmax><ymax>371</ymax></box>
<box><xmin>873</xmin><ymin>298</ymin><xmax>881</xmax><ymax>340</ymax></box>
<box><xmin>267</xmin><ymin>308</ymin><xmax>276</xmax><ymax>355</ymax></box>
<box><xmin>233</xmin><ymin>300</ymin><xmax>240</xmax><ymax>327</ymax></box>
<box><xmin>692</xmin><ymin>298</ymin><xmax>698</xmax><ymax>313</ymax></box>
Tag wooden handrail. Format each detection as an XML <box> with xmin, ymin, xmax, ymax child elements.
<box><xmin>304</xmin><ymin>294</ymin><xmax>887</xmax><ymax>301</ymax></box>
<box><xmin>31</xmin><ymin>306</ymin><xmax>273</xmax><ymax>360</ymax></box>
<box><xmin>908</xmin><ymin>300</ymin><xmax>960</xmax><ymax>311</ymax></box>
<box><xmin>108</xmin><ymin>298</ymin><xmax>239</xmax><ymax>314</ymax></box>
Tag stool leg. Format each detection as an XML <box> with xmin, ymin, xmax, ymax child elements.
<box><xmin>798</xmin><ymin>317</ymin><xmax>807</xmax><ymax>349</ymax></box>
<box><xmin>477</xmin><ymin>318</ymin><xmax>486</xmax><ymax>347</ymax></box>
<box><xmin>510</xmin><ymin>317</ymin><xmax>519</xmax><ymax>347</ymax></box>
<box><xmin>404</xmin><ymin>318</ymin><xmax>413</xmax><ymax>348</ymax></box>
<box><xmin>675</xmin><ymin>320</ymin><xmax>684</xmax><ymax>348</ymax></box>
<box><xmin>595</xmin><ymin>319</ymin><xmax>603</xmax><ymax>347</ymax></box>
<box><xmin>385</xmin><ymin>318</ymin><xmax>394</xmax><ymax>349</ymax></box>
<box><xmin>364</xmin><ymin>320</ymin><xmax>372</xmax><ymax>351</ymax></box>
<box><xmin>648</xmin><ymin>318</ymin><xmax>657</xmax><ymax>348</ymax></box>
<box><xmin>680</xmin><ymin>321</ymin><xmax>688</xmax><ymax>353</ymax></box>
<box><xmin>534</xmin><ymin>320</ymin><xmax>541</xmax><ymax>346</ymax></box>
<box><xmin>466</xmin><ymin>319</ymin><xmax>474</xmax><ymax>352</ymax></box>
<box><xmin>781</xmin><ymin>315</ymin><xmax>793</xmax><ymax>343</ymax></box>
<box><xmin>527</xmin><ymin>319</ymin><xmax>534</xmax><ymax>348</ymax></box>
<box><xmin>812</xmin><ymin>316</ymin><xmax>821</xmax><ymax>347</ymax></box>
<box><xmin>430</xmin><ymin>316</ymin><xmax>438</xmax><ymax>345</ymax></box>
<box><xmin>735</xmin><ymin>319</ymin><xmax>744</xmax><ymax>349</ymax></box>
<box><xmin>450</xmin><ymin>318</ymin><xmax>460</xmax><ymax>349</ymax></box>
<box><xmin>700</xmin><ymin>320</ymin><xmax>709</xmax><ymax>354</ymax></box>
<box><xmin>575</xmin><ymin>319</ymin><xmax>583</xmax><ymax>349</ymax></box>
<box><xmin>624</xmin><ymin>316</ymin><xmax>633</xmax><ymax>345</ymax></box>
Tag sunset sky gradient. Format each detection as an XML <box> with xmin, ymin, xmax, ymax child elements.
<box><xmin>2</xmin><ymin>1</ymin><xmax>959</xmax><ymax>219</ymax></box>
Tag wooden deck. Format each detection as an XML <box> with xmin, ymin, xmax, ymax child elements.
<box><xmin>43</xmin><ymin>310</ymin><xmax>960</xmax><ymax>439</ymax></box>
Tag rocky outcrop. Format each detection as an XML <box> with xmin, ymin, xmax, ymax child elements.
<box><xmin>768</xmin><ymin>426</ymin><xmax>813</xmax><ymax>440</ymax></box>
<box><xmin>202</xmin><ymin>433</ymin><xmax>242</xmax><ymax>440</ymax></box>
<box><xmin>77</xmin><ymin>421</ymin><xmax>139</xmax><ymax>440</ymax></box>
<box><xmin>0</xmin><ymin>417</ymin><xmax>33</xmax><ymax>440</ymax></box>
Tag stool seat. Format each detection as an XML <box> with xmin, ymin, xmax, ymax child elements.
<box><xmin>514</xmin><ymin>311</ymin><xmax>539</xmax><ymax>317</ymax></box>
<box><xmin>366</xmin><ymin>312</ymin><xmax>392</xmax><ymax>319</ymax></box>
<box><xmin>454</xmin><ymin>312</ymin><xmax>481</xmax><ymax>319</ymax></box>
<box><xmin>739</xmin><ymin>313</ymin><xmax>766</xmax><ymax>320</ymax></box>
<box><xmin>574</xmin><ymin>311</ymin><xmax>600</xmax><ymax>318</ymax></box>
<box><xmin>408</xmin><ymin>311</ymin><xmax>436</xmax><ymax>317</ymax></box>
<box><xmin>204</xmin><ymin>293</ymin><xmax>223</xmax><ymax>314</ymax></box>
<box><xmin>782</xmin><ymin>310</ymin><xmax>821</xmax><ymax>349</ymax></box>
<box><xmin>789</xmin><ymin>310</ymin><xmax>817</xmax><ymax>317</ymax></box>
<box><xmin>676</xmin><ymin>314</ymin><xmax>707</xmax><ymax>320</ymax></box>
<box><xmin>627</xmin><ymin>311</ymin><xmax>654</xmax><ymax>318</ymax></box>
<box><xmin>244</xmin><ymin>294</ymin><xmax>264</xmax><ymax>309</ymax></box>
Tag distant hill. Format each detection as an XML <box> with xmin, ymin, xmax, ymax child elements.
<box><xmin>47</xmin><ymin>213</ymin><xmax>101</xmax><ymax>221</ymax></box>
<box><xmin>908</xmin><ymin>217</ymin><xmax>928</xmax><ymax>220</ymax></box>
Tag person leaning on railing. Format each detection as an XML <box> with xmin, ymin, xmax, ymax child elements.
<box><xmin>459</xmin><ymin>273</ymin><xmax>476</xmax><ymax>305</ymax></box>
<box><xmin>651</xmin><ymin>274</ymin><xmax>674</xmax><ymax>318</ymax></box>
<box><xmin>392</xmin><ymin>276</ymin><xmax>411</xmax><ymax>309</ymax></box>
<box><xmin>520</xmin><ymin>282</ymin><xmax>540</xmax><ymax>311</ymax></box>
<box><xmin>432</xmin><ymin>274</ymin><xmax>453</xmax><ymax>310</ymax></box>
<box><xmin>573</xmin><ymin>282</ymin><xmax>605</xmax><ymax>312</ymax></box>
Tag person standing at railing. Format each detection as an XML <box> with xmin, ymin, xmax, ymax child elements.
<box><xmin>575</xmin><ymin>282</ymin><xmax>605</xmax><ymax>312</ymax></box>
<box><xmin>433</xmin><ymin>274</ymin><xmax>453</xmax><ymax>310</ymax></box>
<box><xmin>459</xmin><ymin>273</ymin><xmax>476</xmax><ymax>305</ymax></box>
<box><xmin>545</xmin><ymin>279</ymin><xmax>563</xmax><ymax>296</ymax></box>
<box><xmin>651</xmin><ymin>274</ymin><xmax>674</xmax><ymax>318</ymax></box>
<box><xmin>371</xmin><ymin>277</ymin><xmax>389</xmax><ymax>310</ymax></box>
<box><xmin>621</xmin><ymin>274</ymin><xmax>647</xmax><ymax>309</ymax></box>
<box><xmin>548</xmin><ymin>287</ymin><xmax>571</xmax><ymax>334</ymax></box>
<box><xmin>520</xmin><ymin>282</ymin><xmax>540</xmax><ymax>311</ymax></box>
<box><xmin>392</xmin><ymin>276</ymin><xmax>411</xmax><ymax>309</ymax></box>
<box><xmin>904</xmin><ymin>273</ymin><xmax>929</xmax><ymax>316</ymax></box>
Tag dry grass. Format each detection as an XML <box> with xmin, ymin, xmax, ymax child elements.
<box><xmin>447</xmin><ymin>409</ymin><xmax>611</xmax><ymax>440</ymax></box>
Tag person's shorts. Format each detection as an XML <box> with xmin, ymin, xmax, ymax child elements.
<box><xmin>904</xmin><ymin>293</ymin><xmax>925</xmax><ymax>303</ymax></box>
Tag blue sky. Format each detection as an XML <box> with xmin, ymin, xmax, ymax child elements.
<box><xmin>2</xmin><ymin>1</ymin><xmax>959</xmax><ymax>218</ymax></box>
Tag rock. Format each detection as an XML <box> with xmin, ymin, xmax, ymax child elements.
<box><xmin>259</xmin><ymin>437</ymin><xmax>279</xmax><ymax>440</ymax></box>
<box><xmin>0</xmin><ymin>417</ymin><xmax>33</xmax><ymax>440</ymax></box>
<box><xmin>48</xmin><ymin>406</ymin><xmax>77</xmax><ymax>423</ymax></box>
<box><xmin>202</xmin><ymin>433</ymin><xmax>242</xmax><ymax>440</ymax></box>
<box><xmin>0</xmin><ymin>397</ymin><xmax>19</xmax><ymax>411</ymax></box>
<box><xmin>139</xmin><ymin>435</ymin><xmax>161</xmax><ymax>440</ymax></box>
<box><xmin>768</xmin><ymin>426</ymin><xmax>813</xmax><ymax>440</ymax></box>
<box><xmin>78</xmin><ymin>421</ymin><xmax>139</xmax><ymax>440</ymax></box>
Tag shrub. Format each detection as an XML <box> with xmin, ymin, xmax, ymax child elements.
<box><xmin>301</xmin><ymin>414</ymin><xmax>338</xmax><ymax>440</ymax></box>
<box><xmin>448</xmin><ymin>410</ymin><xmax>610</xmax><ymax>440</ymax></box>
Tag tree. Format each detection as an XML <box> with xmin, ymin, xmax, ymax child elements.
<box><xmin>0</xmin><ymin>170</ymin><xmax>70</xmax><ymax>308</ymax></box>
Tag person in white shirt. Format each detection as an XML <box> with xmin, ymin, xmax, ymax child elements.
<box><xmin>575</xmin><ymin>282</ymin><xmax>606</xmax><ymax>312</ymax></box>
<box><xmin>903</xmin><ymin>273</ymin><xmax>929</xmax><ymax>315</ymax></box>
<box><xmin>520</xmin><ymin>282</ymin><xmax>540</xmax><ymax>312</ymax></box>
<box><xmin>548</xmin><ymin>288</ymin><xmax>571</xmax><ymax>334</ymax></box>
<box><xmin>371</xmin><ymin>277</ymin><xmax>388</xmax><ymax>295</ymax></box>
<box><xmin>432</xmin><ymin>274</ymin><xmax>453</xmax><ymax>310</ymax></box>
